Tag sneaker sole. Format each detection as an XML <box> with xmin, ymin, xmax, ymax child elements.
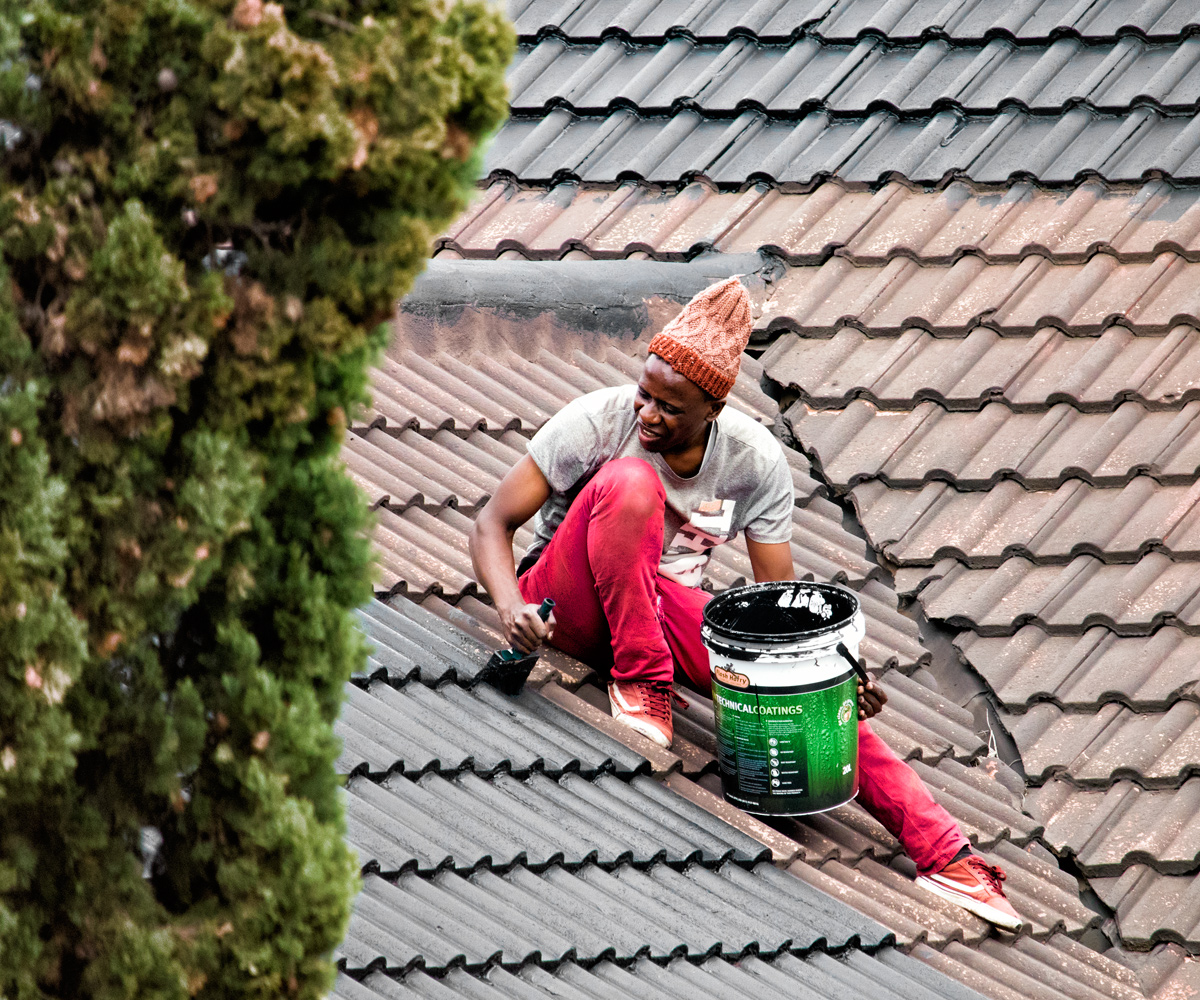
<box><xmin>608</xmin><ymin>693</ymin><xmax>672</xmax><ymax>749</ymax></box>
<box><xmin>914</xmin><ymin>875</ymin><xmax>1025</xmax><ymax>932</ymax></box>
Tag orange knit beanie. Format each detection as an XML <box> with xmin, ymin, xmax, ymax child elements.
<box><xmin>647</xmin><ymin>277</ymin><xmax>751</xmax><ymax>399</ymax></box>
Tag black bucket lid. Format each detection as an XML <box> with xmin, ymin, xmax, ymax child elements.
<box><xmin>702</xmin><ymin>581</ymin><xmax>860</xmax><ymax>643</ymax></box>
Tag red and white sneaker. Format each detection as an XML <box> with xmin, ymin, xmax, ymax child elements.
<box><xmin>915</xmin><ymin>853</ymin><xmax>1024</xmax><ymax>932</ymax></box>
<box><xmin>608</xmin><ymin>680</ymin><xmax>673</xmax><ymax>748</ymax></box>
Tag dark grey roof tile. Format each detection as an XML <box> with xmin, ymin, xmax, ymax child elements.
<box><xmin>344</xmin><ymin>769</ymin><xmax>770</xmax><ymax>874</ymax></box>
<box><xmin>956</xmin><ymin>626</ymin><xmax>1200</xmax><ymax>710</ymax></box>
<box><xmin>337</xmin><ymin>860</ymin><xmax>892</xmax><ymax>973</ymax></box>
<box><xmin>356</xmin><ymin>598</ymin><xmax>491</xmax><ymax>684</ymax></box>
<box><xmin>507</xmin><ymin>0</ymin><xmax>1200</xmax><ymax>44</ymax></box>
<box><xmin>1028</xmin><ymin>777</ymin><xmax>1200</xmax><ymax>875</ymax></box>
<box><xmin>1003</xmin><ymin>701</ymin><xmax>1200</xmax><ymax>786</ymax></box>
<box><xmin>486</xmin><ymin>107</ymin><xmax>1200</xmax><ymax>187</ymax></box>
<box><xmin>335</xmin><ymin>679</ymin><xmax>649</xmax><ymax>779</ymax></box>
<box><xmin>335</xmin><ymin>947</ymin><xmax>995</xmax><ymax>1000</ymax></box>
<box><xmin>510</xmin><ymin>37</ymin><xmax>1200</xmax><ymax>116</ymax></box>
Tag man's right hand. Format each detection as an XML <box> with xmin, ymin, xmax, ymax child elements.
<box><xmin>502</xmin><ymin>601</ymin><xmax>555</xmax><ymax>654</ymax></box>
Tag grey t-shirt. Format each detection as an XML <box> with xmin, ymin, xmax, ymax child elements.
<box><xmin>525</xmin><ymin>385</ymin><xmax>793</xmax><ymax>588</ymax></box>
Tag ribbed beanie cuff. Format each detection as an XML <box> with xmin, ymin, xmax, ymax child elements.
<box><xmin>647</xmin><ymin>333</ymin><xmax>735</xmax><ymax>398</ymax></box>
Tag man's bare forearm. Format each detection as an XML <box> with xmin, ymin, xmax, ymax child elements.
<box><xmin>469</xmin><ymin>512</ymin><xmax>524</xmax><ymax>616</ymax></box>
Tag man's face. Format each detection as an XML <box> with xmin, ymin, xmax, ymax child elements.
<box><xmin>633</xmin><ymin>353</ymin><xmax>724</xmax><ymax>453</ymax></box>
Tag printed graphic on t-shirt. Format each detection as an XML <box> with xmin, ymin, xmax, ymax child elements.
<box><xmin>672</xmin><ymin>499</ymin><xmax>736</xmax><ymax>553</ymax></box>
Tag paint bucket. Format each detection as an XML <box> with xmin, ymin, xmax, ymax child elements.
<box><xmin>701</xmin><ymin>581</ymin><xmax>865</xmax><ymax>816</ymax></box>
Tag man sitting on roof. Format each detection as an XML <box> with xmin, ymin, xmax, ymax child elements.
<box><xmin>469</xmin><ymin>278</ymin><xmax>1023</xmax><ymax>932</ymax></box>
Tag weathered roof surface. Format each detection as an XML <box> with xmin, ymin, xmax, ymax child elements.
<box><xmin>507</xmin><ymin>0</ymin><xmax>1200</xmax><ymax>43</ymax></box>
<box><xmin>344</xmin><ymin>769</ymin><xmax>771</xmax><ymax>874</ymax></box>
<box><xmin>1028</xmin><ymin>778</ymin><xmax>1200</xmax><ymax>875</ymax></box>
<box><xmin>764</xmin><ymin>327</ymin><xmax>1200</xmax><ymax>411</ymax></box>
<box><xmin>758</xmin><ymin>257</ymin><xmax>1200</xmax><ymax>335</ymax></box>
<box><xmin>894</xmin><ymin>553</ymin><xmax>1200</xmax><ymax>635</ymax></box>
<box><xmin>509</xmin><ymin>37</ymin><xmax>1200</xmax><ymax>115</ymax></box>
<box><xmin>849</xmin><ymin>479</ymin><xmax>1200</xmax><ymax>567</ymax></box>
<box><xmin>1093</xmin><ymin>867</ymin><xmax>1200</xmax><ymax>949</ymax></box>
<box><xmin>1002</xmin><ymin>701</ymin><xmax>1200</xmax><ymax>785</ymax></box>
<box><xmin>955</xmin><ymin>627</ymin><xmax>1200</xmax><ymax>710</ymax></box>
<box><xmin>488</xmin><ymin>108</ymin><xmax>1200</xmax><ymax>186</ymax></box>
<box><xmin>445</xmin><ymin>180</ymin><xmax>1200</xmax><ymax>264</ymax></box>
<box><xmin>333</xmin><ymin>948</ymin><xmax>993</xmax><ymax>1000</ymax></box>
<box><xmin>788</xmin><ymin>401</ymin><xmax>1200</xmax><ymax>490</ymax></box>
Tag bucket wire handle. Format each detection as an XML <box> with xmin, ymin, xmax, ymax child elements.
<box><xmin>835</xmin><ymin>642</ymin><xmax>871</xmax><ymax>687</ymax></box>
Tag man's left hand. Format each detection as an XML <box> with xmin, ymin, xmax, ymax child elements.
<box><xmin>858</xmin><ymin>678</ymin><xmax>887</xmax><ymax>720</ymax></box>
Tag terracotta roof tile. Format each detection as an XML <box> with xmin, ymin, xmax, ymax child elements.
<box><xmin>759</xmin><ymin>254</ymin><xmax>1200</xmax><ymax>336</ymax></box>
<box><xmin>1028</xmin><ymin>777</ymin><xmax>1200</xmax><ymax>876</ymax></box>
<box><xmin>1093</xmin><ymin>866</ymin><xmax>1200</xmax><ymax>949</ymax></box>
<box><xmin>956</xmin><ymin>626</ymin><xmax>1200</xmax><ymax>711</ymax></box>
<box><xmin>787</xmin><ymin>400</ymin><xmax>1200</xmax><ymax>490</ymax></box>
<box><xmin>1003</xmin><ymin>701</ymin><xmax>1200</xmax><ymax>786</ymax></box>
<box><xmin>896</xmin><ymin>553</ymin><xmax>1200</xmax><ymax>636</ymax></box>
<box><xmin>849</xmin><ymin>478</ymin><xmax>1200</xmax><ymax>567</ymax></box>
<box><xmin>763</xmin><ymin>326</ymin><xmax>1200</xmax><ymax>411</ymax></box>
<box><xmin>447</xmin><ymin>179</ymin><xmax>1200</xmax><ymax>265</ymax></box>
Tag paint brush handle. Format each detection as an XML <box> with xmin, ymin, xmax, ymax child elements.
<box><xmin>498</xmin><ymin>599</ymin><xmax>556</xmax><ymax>661</ymax></box>
<box><xmin>835</xmin><ymin>642</ymin><xmax>872</xmax><ymax>687</ymax></box>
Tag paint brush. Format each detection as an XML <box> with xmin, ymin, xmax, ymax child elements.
<box><xmin>474</xmin><ymin>598</ymin><xmax>556</xmax><ymax>695</ymax></box>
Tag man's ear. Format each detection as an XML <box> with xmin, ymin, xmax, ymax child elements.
<box><xmin>706</xmin><ymin>398</ymin><xmax>726</xmax><ymax>422</ymax></box>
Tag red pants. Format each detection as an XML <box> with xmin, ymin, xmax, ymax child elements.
<box><xmin>519</xmin><ymin>457</ymin><xmax>968</xmax><ymax>874</ymax></box>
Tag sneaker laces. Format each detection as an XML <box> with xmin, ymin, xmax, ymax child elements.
<box><xmin>671</xmin><ymin>687</ymin><xmax>690</xmax><ymax>711</ymax></box>
<box><xmin>641</xmin><ymin>681</ymin><xmax>673</xmax><ymax>724</ymax></box>
<box><xmin>964</xmin><ymin>855</ymin><xmax>1006</xmax><ymax>894</ymax></box>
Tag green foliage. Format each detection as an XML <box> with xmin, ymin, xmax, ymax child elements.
<box><xmin>0</xmin><ymin>0</ymin><xmax>513</xmax><ymax>995</ymax></box>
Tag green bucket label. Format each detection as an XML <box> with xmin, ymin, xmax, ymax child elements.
<box><xmin>712</xmin><ymin>672</ymin><xmax>859</xmax><ymax>815</ymax></box>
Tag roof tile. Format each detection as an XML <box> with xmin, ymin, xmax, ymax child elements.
<box><xmin>956</xmin><ymin>626</ymin><xmax>1200</xmax><ymax>711</ymax></box>
<box><xmin>334</xmin><ymin>947</ymin><xmax>994</xmax><ymax>1000</ymax></box>
<box><xmin>762</xmin><ymin>326</ymin><xmax>1200</xmax><ymax>411</ymax></box>
<box><xmin>344</xmin><ymin>769</ymin><xmax>769</xmax><ymax>874</ymax></box>
<box><xmin>448</xmin><ymin>179</ymin><xmax>1200</xmax><ymax>265</ymax></box>
<box><xmin>1093</xmin><ymin>865</ymin><xmax>1200</xmax><ymax>949</ymax></box>
<box><xmin>510</xmin><ymin>37</ymin><xmax>1200</xmax><ymax>116</ymax></box>
<box><xmin>508</xmin><ymin>0</ymin><xmax>1200</xmax><ymax>46</ymax></box>
<box><xmin>759</xmin><ymin>254</ymin><xmax>1200</xmax><ymax>336</ymax></box>
<box><xmin>898</xmin><ymin>553</ymin><xmax>1200</xmax><ymax>636</ymax></box>
<box><xmin>487</xmin><ymin>108</ymin><xmax>1200</xmax><ymax>187</ymax></box>
<box><xmin>788</xmin><ymin>400</ymin><xmax>1200</xmax><ymax>490</ymax></box>
<box><xmin>913</xmin><ymin>935</ymin><xmax>1145</xmax><ymax>1000</ymax></box>
<box><xmin>1028</xmin><ymin>777</ymin><xmax>1200</xmax><ymax>875</ymax></box>
<box><xmin>850</xmin><ymin>478</ymin><xmax>1200</xmax><ymax>567</ymax></box>
<box><xmin>335</xmin><ymin>679</ymin><xmax>649</xmax><ymax>779</ymax></box>
<box><xmin>1003</xmin><ymin>701</ymin><xmax>1200</xmax><ymax>786</ymax></box>
<box><xmin>337</xmin><ymin>860</ymin><xmax>893</xmax><ymax>973</ymax></box>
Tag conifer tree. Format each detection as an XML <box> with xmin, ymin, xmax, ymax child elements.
<box><xmin>0</xmin><ymin>1</ymin><xmax>512</xmax><ymax>995</ymax></box>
